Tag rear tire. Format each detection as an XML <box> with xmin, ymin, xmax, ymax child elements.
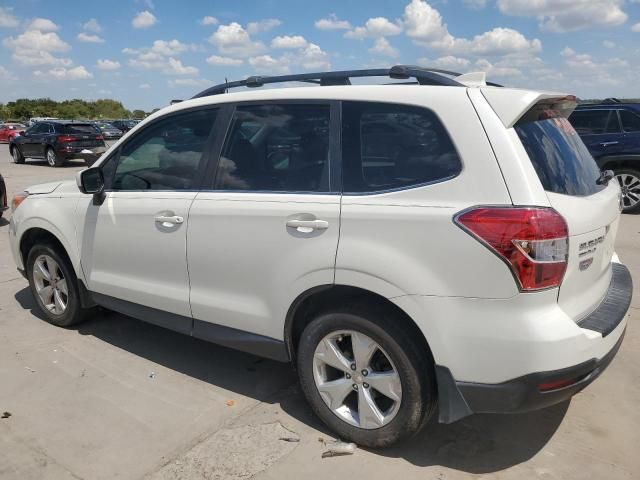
<box><xmin>26</xmin><ymin>243</ymin><xmax>94</xmax><ymax>327</ymax></box>
<box><xmin>46</xmin><ymin>147</ymin><xmax>64</xmax><ymax>167</ymax></box>
<box><xmin>10</xmin><ymin>145</ymin><xmax>25</xmax><ymax>164</ymax></box>
<box><xmin>297</xmin><ymin>303</ymin><xmax>436</xmax><ymax>448</ymax></box>
<box><xmin>614</xmin><ymin>168</ymin><xmax>640</xmax><ymax>214</ymax></box>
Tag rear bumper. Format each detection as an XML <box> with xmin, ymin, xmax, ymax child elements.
<box><xmin>436</xmin><ymin>263</ymin><xmax>632</xmax><ymax>423</ymax></box>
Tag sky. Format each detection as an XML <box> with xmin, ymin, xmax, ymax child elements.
<box><xmin>1</xmin><ymin>0</ymin><xmax>640</xmax><ymax>111</ymax></box>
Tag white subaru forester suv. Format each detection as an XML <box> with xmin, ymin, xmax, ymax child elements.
<box><xmin>8</xmin><ymin>66</ymin><xmax>632</xmax><ymax>448</ymax></box>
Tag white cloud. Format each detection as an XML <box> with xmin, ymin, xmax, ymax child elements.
<box><xmin>295</xmin><ymin>43</ymin><xmax>330</xmax><ymax>70</ymax></box>
<box><xmin>475</xmin><ymin>58</ymin><xmax>522</xmax><ymax>77</ymax></box>
<box><xmin>249</xmin><ymin>55</ymin><xmax>290</xmax><ymax>74</ymax></box>
<box><xmin>403</xmin><ymin>0</ymin><xmax>541</xmax><ymax>56</ymax></box>
<box><xmin>0</xmin><ymin>7</ymin><xmax>19</xmax><ymax>28</ymax></box>
<box><xmin>150</xmin><ymin>39</ymin><xmax>190</xmax><ymax>56</ymax></box>
<box><xmin>345</xmin><ymin>17</ymin><xmax>403</xmax><ymax>39</ymax></box>
<box><xmin>3</xmin><ymin>29</ymin><xmax>72</xmax><ymax>66</ymax></box>
<box><xmin>163</xmin><ymin>58</ymin><xmax>198</xmax><ymax>75</ymax></box>
<box><xmin>428</xmin><ymin>55</ymin><xmax>471</xmax><ymax>70</ymax></box>
<box><xmin>271</xmin><ymin>35</ymin><xmax>308</xmax><ymax>49</ymax></box>
<box><xmin>200</xmin><ymin>16</ymin><xmax>218</xmax><ymax>26</ymax></box>
<box><xmin>139</xmin><ymin>83</ymin><xmax>151</xmax><ymax>89</ymax></box>
<box><xmin>209</xmin><ymin>22</ymin><xmax>266</xmax><ymax>57</ymax></box>
<box><xmin>369</xmin><ymin>37</ymin><xmax>399</xmax><ymax>58</ymax></box>
<box><xmin>132</xmin><ymin>11</ymin><xmax>157</xmax><ymax>29</ymax></box>
<box><xmin>77</xmin><ymin>32</ymin><xmax>104</xmax><ymax>43</ymax></box>
<box><xmin>34</xmin><ymin>66</ymin><xmax>93</xmax><ymax>80</ymax></box>
<box><xmin>206</xmin><ymin>55</ymin><xmax>244</xmax><ymax>66</ymax></box>
<box><xmin>561</xmin><ymin>46</ymin><xmax>576</xmax><ymax>57</ymax></box>
<box><xmin>27</xmin><ymin>18</ymin><xmax>59</xmax><ymax>32</ymax></box>
<box><xmin>83</xmin><ymin>18</ymin><xmax>102</xmax><ymax>32</ymax></box>
<box><xmin>0</xmin><ymin>65</ymin><xmax>17</xmax><ymax>81</ymax></box>
<box><xmin>246</xmin><ymin>18</ymin><xmax>282</xmax><ymax>34</ymax></box>
<box><xmin>96</xmin><ymin>59</ymin><xmax>121</xmax><ymax>70</ymax></box>
<box><xmin>559</xmin><ymin>47</ymin><xmax>627</xmax><ymax>86</ymax></box>
<box><xmin>315</xmin><ymin>14</ymin><xmax>352</xmax><ymax>30</ymax></box>
<box><xmin>496</xmin><ymin>0</ymin><xmax>628</xmax><ymax>32</ymax></box>
<box><xmin>603</xmin><ymin>40</ymin><xmax>616</xmax><ymax>48</ymax></box>
<box><xmin>97</xmin><ymin>89</ymin><xmax>112</xmax><ymax>95</ymax></box>
<box><xmin>632</xmin><ymin>23</ymin><xmax>640</xmax><ymax>32</ymax></box>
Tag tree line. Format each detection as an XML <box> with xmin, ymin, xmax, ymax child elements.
<box><xmin>0</xmin><ymin>98</ymin><xmax>152</xmax><ymax>121</ymax></box>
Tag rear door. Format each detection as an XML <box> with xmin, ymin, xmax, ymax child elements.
<box><xmin>514</xmin><ymin>113</ymin><xmax>621</xmax><ymax>320</ymax></box>
<box><xmin>569</xmin><ymin>109</ymin><xmax>624</xmax><ymax>166</ymax></box>
<box><xmin>187</xmin><ymin>101</ymin><xmax>340</xmax><ymax>341</ymax></box>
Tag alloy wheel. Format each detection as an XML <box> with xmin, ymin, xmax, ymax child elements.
<box><xmin>312</xmin><ymin>330</ymin><xmax>402</xmax><ymax>429</ymax></box>
<box><xmin>32</xmin><ymin>254</ymin><xmax>68</xmax><ymax>315</ymax></box>
<box><xmin>46</xmin><ymin>149</ymin><xmax>56</xmax><ymax>166</ymax></box>
<box><xmin>616</xmin><ymin>173</ymin><xmax>640</xmax><ymax>210</ymax></box>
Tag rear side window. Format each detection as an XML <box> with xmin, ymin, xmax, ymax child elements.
<box><xmin>620</xmin><ymin>110</ymin><xmax>640</xmax><ymax>133</ymax></box>
<box><xmin>216</xmin><ymin>103</ymin><xmax>330</xmax><ymax>192</ymax></box>
<box><xmin>569</xmin><ymin>110</ymin><xmax>620</xmax><ymax>135</ymax></box>
<box><xmin>64</xmin><ymin>124</ymin><xmax>99</xmax><ymax>134</ymax></box>
<box><xmin>342</xmin><ymin>102</ymin><xmax>461</xmax><ymax>193</ymax></box>
<box><xmin>515</xmin><ymin>115</ymin><xmax>604</xmax><ymax>196</ymax></box>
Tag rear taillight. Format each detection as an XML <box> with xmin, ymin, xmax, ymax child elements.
<box><xmin>57</xmin><ymin>135</ymin><xmax>75</xmax><ymax>143</ymax></box>
<box><xmin>455</xmin><ymin>207</ymin><xmax>568</xmax><ymax>291</ymax></box>
<box><xmin>96</xmin><ymin>135</ymin><xmax>104</xmax><ymax>141</ymax></box>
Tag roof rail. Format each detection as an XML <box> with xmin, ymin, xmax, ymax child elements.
<box><xmin>191</xmin><ymin>65</ymin><xmax>467</xmax><ymax>99</ymax></box>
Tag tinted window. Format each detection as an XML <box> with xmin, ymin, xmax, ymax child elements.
<box><xmin>342</xmin><ymin>102</ymin><xmax>461</xmax><ymax>193</ymax></box>
<box><xmin>515</xmin><ymin>115</ymin><xmax>603</xmax><ymax>196</ymax></box>
<box><xmin>111</xmin><ymin>108</ymin><xmax>217</xmax><ymax>191</ymax></box>
<box><xmin>570</xmin><ymin>110</ymin><xmax>620</xmax><ymax>135</ymax></box>
<box><xmin>620</xmin><ymin>109</ymin><xmax>640</xmax><ymax>133</ymax></box>
<box><xmin>64</xmin><ymin>124</ymin><xmax>99</xmax><ymax>134</ymax></box>
<box><xmin>216</xmin><ymin>103</ymin><xmax>330</xmax><ymax>192</ymax></box>
<box><xmin>30</xmin><ymin>123</ymin><xmax>48</xmax><ymax>134</ymax></box>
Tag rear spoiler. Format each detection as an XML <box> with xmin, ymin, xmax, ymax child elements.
<box><xmin>480</xmin><ymin>88</ymin><xmax>578</xmax><ymax>128</ymax></box>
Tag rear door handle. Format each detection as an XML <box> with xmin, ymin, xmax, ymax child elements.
<box><xmin>155</xmin><ymin>215</ymin><xmax>184</xmax><ymax>225</ymax></box>
<box><xmin>286</xmin><ymin>219</ymin><xmax>329</xmax><ymax>231</ymax></box>
<box><xmin>599</xmin><ymin>141</ymin><xmax>619</xmax><ymax>147</ymax></box>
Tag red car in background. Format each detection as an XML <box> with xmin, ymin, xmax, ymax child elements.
<box><xmin>0</xmin><ymin>123</ymin><xmax>25</xmax><ymax>143</ymax></box>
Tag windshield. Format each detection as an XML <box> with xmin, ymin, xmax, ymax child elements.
<box><xmin>514</xmin><ymin>114</ymin><xmax>604</xmax><ymax>196</ymax></box>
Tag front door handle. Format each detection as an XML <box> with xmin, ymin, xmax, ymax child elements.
<box><xmin>599</xmin><ymin>141</ymin><xmax>619</xmax><ymax>147</ymax></box>
<box><xmin>286</xmin><ymin>219</ymin><xmax>329</xmax><ymax>231</ymax></box>
<box><xmin>155</xmin><ymin>215</ymin><xmax>184</xmax><ymax>225</ymax></box>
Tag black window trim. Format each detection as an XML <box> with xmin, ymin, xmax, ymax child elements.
<box><xmin>339</xmin><ymin>99</ymin><xmax>463</xmax><ymax>196</ymax></box>
<box><xmin>619</xmin><ymin>108</ymin><xmax>640</xmax><ymax>133</ymax></box>
<box><xmin>201</xmin><ymin>98</ymin><xmax>339</xmax><ymax>195</ymax></box>
<box><xmin>98</xmin><ymin>104</ymin><xmax>223</xmax><ymax>193</ymax></box>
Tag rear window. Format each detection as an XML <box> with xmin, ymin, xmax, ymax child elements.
<box><xmin>515</xmin><ymin>114</ymin><xmax>604</xmax><ymax>196</ymax></box>
<box><xmin>64</xmin><ymin>124</ymin><xmax>99</xmax><ymax>134</ymax></box>
<box><xmin>342</xmin><ymin>102</ymin><xmax>461</xmax><ymax>193</ymax></box>
<box><xmin>569</xmin><ymin>109</ymin><xmax>620</xmax><ymax>135</ymax></box>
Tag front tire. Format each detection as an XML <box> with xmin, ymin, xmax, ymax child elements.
<box><xmin>614</xmin><ymin>168</ymin><xmax>640</xmax><ymax>214</ymax></box>
<box><xmin>10</xmin><ymin>145</ymin><xmax>25</xmax><ymax>164</ymax></box>
<box><xmin>46</xmin><ymin>147</ymin><xmax>64</xmax><ymax>167</ymax></box>
<box><xmin>26</xmin><ymin>244</ymin><xmax>93</xmax><ymax>327</ymax></box>
<box><xmin>297</xmin><ymin>304</ymin><xmax>436</xmax><ymax>448</ymax></box>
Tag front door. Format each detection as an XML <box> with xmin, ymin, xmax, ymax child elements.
<box><xmin>78</xmin><ymin>108</ymin><xmax>219</xmax><ymax>325</ymax></box>
<box><xmin>187</xmin><ymin>102</ymin><xmax>340</xmax><ymax>341</ymax></box>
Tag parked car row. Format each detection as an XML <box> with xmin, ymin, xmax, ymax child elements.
<box><xmin>0</xmin><ymin>122</ymin><xmax>26</xmax><ymax>142</ymax></box>
<box><xmin>9</xmin><ymin>120</ymin><xmax>106</xmax><ymax>167</ymax></box>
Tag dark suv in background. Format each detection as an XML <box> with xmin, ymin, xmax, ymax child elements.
<box><xmin>569</xmin><ymin>102</ymin><xmax>640</xmax><ymax>213</ymax></box>
<box><xmin>9</xmin><ymin>121</ymin><xmax>106</xmax><ymax>167</ymax></box>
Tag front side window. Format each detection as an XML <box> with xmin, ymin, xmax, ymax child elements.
<box><xmin>620</xmin><ymin>109</ymin><xmax>640</xmax><ymax>133</ymax></box>
<box><xmin>342</xmin><ymin>101</ymin><xmax>461</xmax><ymax>193</ymax></box>
<box><xmin>216</xmin><ymin>103</ymin><xmax>331</xmax><ymax>192</ymax></box>
<box><xmin>110</xmin><ymin>108</ymin><xmax>217</xmax><ymax>191</ymax></box>
<box><xmin>569</xmin><ymin>110</ymin><xmax>620</xmax><ymax>135</ymax></box>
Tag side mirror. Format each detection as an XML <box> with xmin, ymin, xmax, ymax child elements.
<box><xmin>76</xmin><ymin>168</ymin><xmax>105</xmax><ymax>195</ymax></box>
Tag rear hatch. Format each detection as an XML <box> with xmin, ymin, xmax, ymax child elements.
<box><xmin>513</xmin><ymin>110</ymin><xmax>621</xmax><ymax>320</ymax></box>
<box><xmin>61</xmin><ymin>123</ymin><xmax>105</xmax><ymax>147</ymax></box>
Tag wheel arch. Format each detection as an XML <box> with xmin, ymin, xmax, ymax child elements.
<box><xmin>599</xmin><ymin>155</ymin><xmax>640</xmax><ymax>171</ymax></box>
<box><xmin>284</xmin><ymin>284</ymin><xmax>434</xmax><ymax>366</ymax></box>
